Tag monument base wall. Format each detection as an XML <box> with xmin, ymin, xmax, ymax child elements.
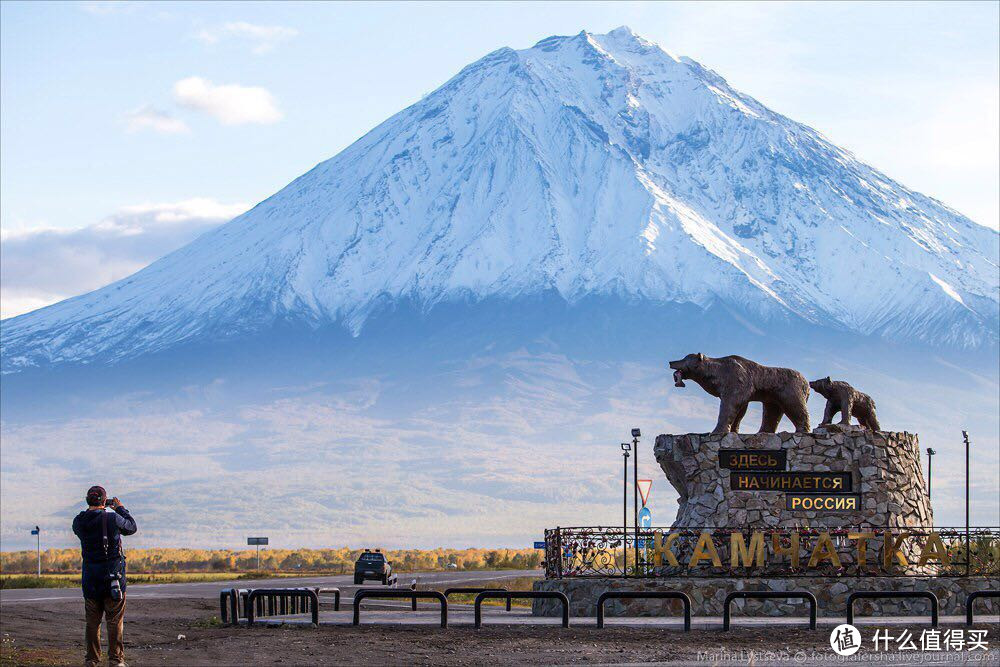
<box><xmin>532</xmin><ymin>576</ymin><xmax>999</xmax><ymax>618</ymax></box>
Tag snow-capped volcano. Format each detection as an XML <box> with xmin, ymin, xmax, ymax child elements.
<box><xmin>2</xmin><ymin>27</ymin><xmax>997</xmax><ymax>370</ymax></box>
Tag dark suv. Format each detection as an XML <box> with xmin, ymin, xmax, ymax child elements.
<box><xmin>354</xmin><ymin>549</ymin><xmax>393</xmax><ymax>585</ymax></box>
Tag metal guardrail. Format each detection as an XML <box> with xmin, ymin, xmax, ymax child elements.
<box><xmin>965</xmin><ymin>590</ymin><xmax>999</xmax><ymax>626</ymax></box>
<box><xmin>221</xmin><ymin>586</ymin><xmax>334</xmax><ymax>625</ymax></box>
<box><xmin>316</xmin><ymin>587</ymin><xmax>341</xmax><ymax>611</ymax></box>
<box><xmin>352</xmin><ymin>589</ymin><xmax>448</xmax><ymax>628</ymax></box>
<box><xmin>444</xmin><ymin>587</ymin><xmax>512</xmax><ymax>612</ymax></box>
<box><xmin>220</xmin><ymin>590</ymin><xmax>232</xmax><ymax>624</ymax></box>
<box><xmin>847</xmin><ymin>591</ymin><xmax>938</xmax><ymax>627</ymax></box>
<box><xmin>225</xmin><ymin>588</ymin><xmax>248</xmax><ymax>626</ymax></box>
<box><xmin>723</xmin><ymin>591</ymin><xmax>817</xmax><ymax>630</ymax></box>
<box><xmin>474</xmin><ymin>591</ymin><xmax>569</xmax><ymax>629</ymax></box>
<box><xmin>245</xmin><ymin>588</ymin><xmax>319</xmax><ymax>626</ymax></box>
<box><xmin>596</xmin><ymin>591</ymin><xmax>691</xmax><ymax>630</ymax></box>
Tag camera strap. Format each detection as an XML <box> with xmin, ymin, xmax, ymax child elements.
<box><xmin>101</xmin><ymin>510</ymin><xmax>110</xmax><ymax>559</ymax></box>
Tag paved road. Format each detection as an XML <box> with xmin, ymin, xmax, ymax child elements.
<box><xmin>0</xmin><ymin>569</ymin><xmax>540</xmax><ymax>604</ymax></box>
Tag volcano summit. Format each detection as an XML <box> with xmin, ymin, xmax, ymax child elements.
<box><xmin>2</xmin><ymin>27</ymin><xmax>997</xmax><ymax>371</ymax></box>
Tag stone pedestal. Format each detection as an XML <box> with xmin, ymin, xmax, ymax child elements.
<box><xmin>533</xmin><ymin>425</ymin><xmax>1000</xmax><ymax>618</ymax></box>
<box><xmin>532</xmin><ymin>428</ymin><xmax>999</xmax><ymax>619</ymax></box>
<box><xmin>653</xmin><ymin>426</ymin><xmax>932</xmax><ymax>529</ymax></box>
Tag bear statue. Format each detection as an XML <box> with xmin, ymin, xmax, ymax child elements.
<box><xmin>668</xmin><ymin>353</ymin><xmax>811</xmax><ymax>435</ymax></box>
<box><xmin>809</xmin><ymin>377</ymin><xmax>881</xmax><ymax>430</ymax></box>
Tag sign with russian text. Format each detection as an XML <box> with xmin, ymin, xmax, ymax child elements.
<box><xmin>786</xmin><ymin>493</ymin><xmax>862</xmax><ymax>511</ymax></box>
<box><xmin>719</xmin><ymin>449</ymin><xmax>787</xmax><ymax>471</ymax></box>
<box><xmin>644</xmin><ymin>529</ymin><xmax>954</xmax><ymax>571</ymax></box>
<box><xmin>730</xmin><ymin>471</ymin><xmax>852</xmax><ymax>492</ymax></box>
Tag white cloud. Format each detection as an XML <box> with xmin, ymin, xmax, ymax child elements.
<box><xmin>0</xmin><ymin>198</ymin><xmax>247</xmax><ymax>318</ymax></box>
<box><xmin>123</xmin><ymin>105</ymin><xmax>190</xmax><ymax>134</ymax></box>
<box><xmin>173</xmin><ymin>76</ymin><xmax>283</xmax><ymax>125</ymax></box>
<box><xmin>196</xmin><ymin>21</ymin><xmax>298</xmax><ymax>55</ymax></box>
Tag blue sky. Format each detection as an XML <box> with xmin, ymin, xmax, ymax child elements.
<box><xmin>1</xmin><ymin>1</ymin><xmax>998</xmax><ymax>316</ymax></box>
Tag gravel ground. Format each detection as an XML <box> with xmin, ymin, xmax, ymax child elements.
<box><xmin>1</xmin><ymin>596</ymin><xmax>996</xmax><ymax>666</ymax></box>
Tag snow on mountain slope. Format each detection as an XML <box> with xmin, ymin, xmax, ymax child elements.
<box><xmin>2</xmin><ymin>27</ymin><xmax>997</xmax><ymax>370</ymax></box>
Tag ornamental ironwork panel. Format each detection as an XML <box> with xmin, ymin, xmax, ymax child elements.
<box><xmin>542</xmin><ymin>526</ymin><xmax>1000</xmax><ymax>579</ymax></box>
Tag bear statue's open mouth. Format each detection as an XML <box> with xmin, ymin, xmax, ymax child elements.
<box><xmin>673</xmin><ymin>370</ymin><xmax>686</xmax><ymax>387</ymax></box>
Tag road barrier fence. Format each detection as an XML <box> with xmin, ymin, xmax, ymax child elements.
<box><xmin>474</xmin><ymin>591</ymin><xmax>569</xmax><ymax>629</ymax></box>
<box><xmin>596</xmin><ymin>591</ymin><xmax>692</xmax><ymax>630</ymax></box>
<box><xmin>352</xmin><ymin>589</ymin><xmax>448</xmax><ymax>628</ymax></box>
<box><xmin>245</xmin><ymin>588</ymin><xmax>319</xmax><ymax>626</ymax></box>
<box><xmin>847</xmin><ymin>591</ymin><xmax>939</xmax><ymax>627</ymax></box>
<box><xmin>964</xmin><ymin>590</ymin><xmax>999</xmax><ymax>626</ymax></box>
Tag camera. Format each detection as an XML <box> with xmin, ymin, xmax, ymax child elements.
<box><xmin>108</xmin><ymin>572</ymin><xmax>122</xmax><ymax>600</ymax></box>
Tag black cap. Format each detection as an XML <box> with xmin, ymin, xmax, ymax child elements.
<box><xmin>86</xmin><ymin>486</ymin><xmax>106</xmax><ymax>506</ymax></box>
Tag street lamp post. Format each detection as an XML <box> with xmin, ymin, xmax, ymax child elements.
<box><xmin>925</xmin><ymin>448</ymin><xmax>935</xmax><ymax>499</ymax></box>
<box><xmin>962</xmin><ymin>431</ymin><xmax>970</xmax><ymax>576</ymax></box>
<box><xmin>620</xmin><ymin>442</ymin><xmax>631</xmax><ymax>577</ymax></box>
<box><xmin>631</xmin><ymin>428</ymin><xmax>641</xmax><ymax>575</ymax></box>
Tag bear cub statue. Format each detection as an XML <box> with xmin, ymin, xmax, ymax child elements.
<box><xmin>668</xmin><ymin>353</ymin><xmax>811</xmax><ymax>435</ymax></box>
<box><xmin>809</xmin><ymin>377</ymin><xmax>881</xmax><ymax>430</ymax></box>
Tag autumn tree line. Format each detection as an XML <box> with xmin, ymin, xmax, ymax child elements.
<box><xmin>0</xmin><ymin>547</ymin><xmax>542</xmax><ymax>574</ymax></box>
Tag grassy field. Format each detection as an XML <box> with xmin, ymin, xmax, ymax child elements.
<box><xmin>0</xmin><ymin>571</ymin><xmax>305</xmax><ymax>589</ymax></box>
<box><xmin>421</xmin><ymin>575</ymin><xmax>540</xmax><ymax>607</ymax></box>
<box><xmin>0</xmin><ymin>572</ymin><xmax>543</xmax><ymax>593</ymax></box>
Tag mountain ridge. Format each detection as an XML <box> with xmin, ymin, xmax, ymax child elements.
<box><xmin>2</xmin><ymin>27</ymin><xmax>997</xmax><ymax>372</ymax></box>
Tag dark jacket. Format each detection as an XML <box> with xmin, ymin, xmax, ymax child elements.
<box><xmin>72</xmin><ymin>506</ymin><xmax>137</xmax><ymax>599</ymax></box>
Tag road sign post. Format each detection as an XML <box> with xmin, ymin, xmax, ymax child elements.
<box><xmin>30</xmin><ymin>526</ymin><xmax>40</xmax><ymax>577</ymax></box>
<box><xmin>247</xmin><ymin>537</ymin><xmax>269</xmax><ymax>571</ymax></box>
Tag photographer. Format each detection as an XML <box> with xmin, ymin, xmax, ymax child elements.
<box><xmin>72</xmin><ymin>485</ymin><xmax>137</xmax><ymax>667</ymax></box>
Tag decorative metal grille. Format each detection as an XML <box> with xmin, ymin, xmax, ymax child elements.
<box><xmin>542</xmin><ymin>526</ymin><xmax>1000</xmax><ymax>579</ymax></box>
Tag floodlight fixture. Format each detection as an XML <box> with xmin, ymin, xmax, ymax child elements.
<box><xmin>621</xmin><ymin>442</ymin><xmax>631</xmax><ymax>452</ymax></box>
<box><xmin>631</xmin><ymin>428</ymin><xmax>641</xmax><ymax>438</ymax></box>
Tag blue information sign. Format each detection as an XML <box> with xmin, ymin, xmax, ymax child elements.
<box><xmin>533</xmin><ymin>541</ymin><xmax>546</xmax><ymax>549</ymax></box>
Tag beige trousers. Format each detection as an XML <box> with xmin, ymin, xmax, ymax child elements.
<box><xmin>84</xmin><ymin>593</ymin><xmax>126</xmax><ymax>666</ymax></box>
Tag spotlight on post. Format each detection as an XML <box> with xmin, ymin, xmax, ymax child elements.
<box><xmin>630</xmin><ymin>428</ymin><xmax>641</xmax><ymax>573</ymax></box>
<box><xmin>926</xmin><ymin>447</ymin><xmax>936</xmax><ymax>499</ymax></box>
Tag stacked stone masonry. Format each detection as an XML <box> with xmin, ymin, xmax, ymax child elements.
<box><xmin>653</xmin><ymin>425</ymin><xmax>932</xmax><ymax>529</ymax></box>
<box><xmin>534</xmin><ymin>428</ymin><xmax>997</xmax><ymax>618</ymax></box>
